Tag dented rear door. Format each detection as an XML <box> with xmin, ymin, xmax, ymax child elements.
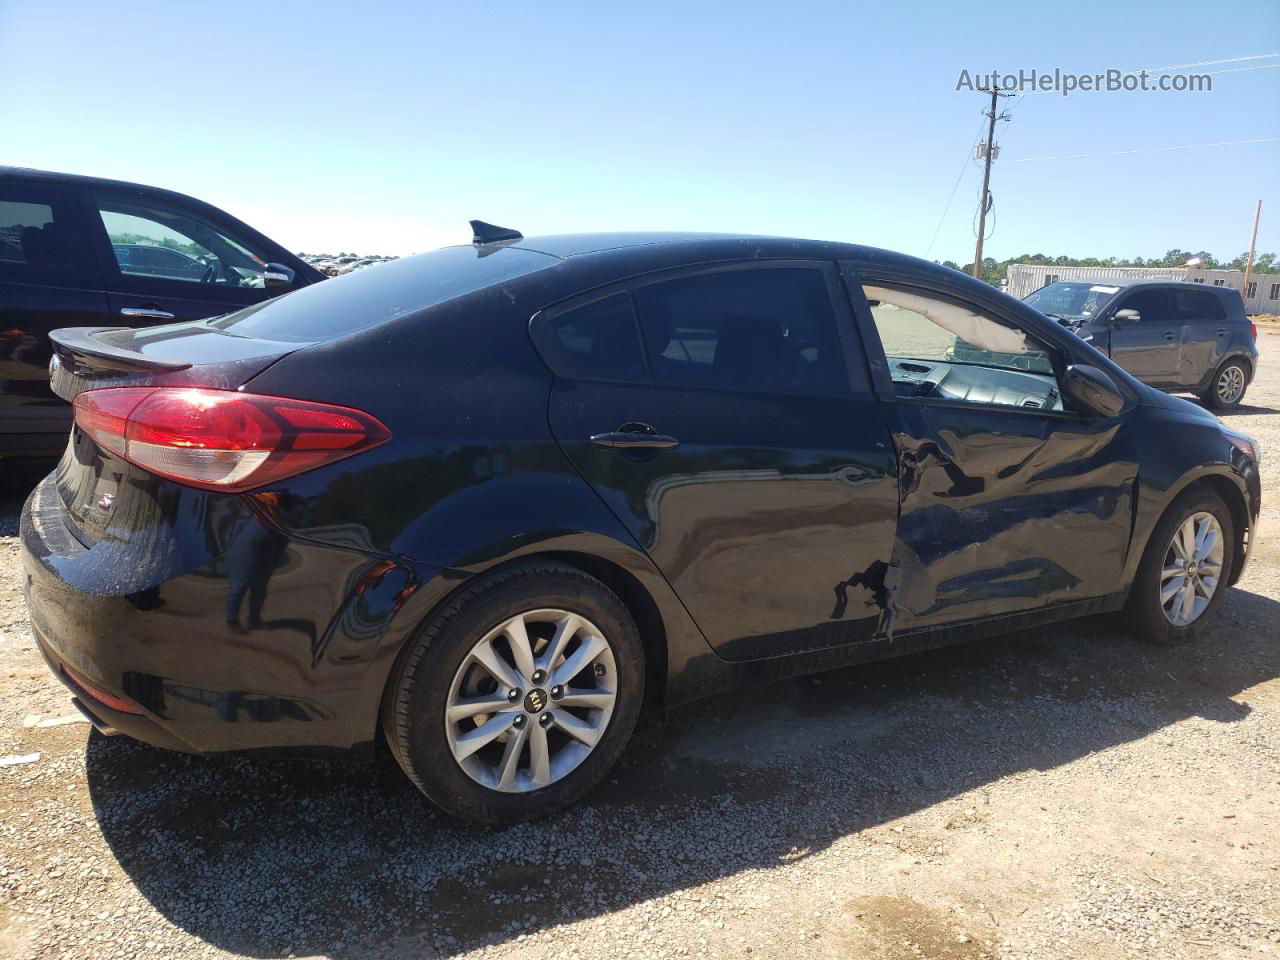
<box><xmin>841</xmin><ymin>263</ymin><xmax>1139</xmax><ymax>633</ymax></box>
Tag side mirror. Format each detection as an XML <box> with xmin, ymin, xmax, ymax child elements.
<box><xmin>1111</xmin><ymin>308</ymin><xmax>1140</xmax><ymax>324</ymax></box>
<box><xmin>263</xmin><ymin>263</ymin><xmax>296</xmax><ymax>289</ymax></box>
<box><xmin>1062</xmin><ymin>364</ymin><xmax>1126</xmax><ymax>418</ymax></box>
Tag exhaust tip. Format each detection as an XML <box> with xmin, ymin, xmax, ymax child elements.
<box><xmin>71</xmin><ymin>698</ymin><xmax>120</xmax><ymax>736</ymax></box>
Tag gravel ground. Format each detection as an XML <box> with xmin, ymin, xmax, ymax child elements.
<box><xmin>2</xmin><ymin>337</ymin><xmax>1280</xmax><ymax>960</ymax></box>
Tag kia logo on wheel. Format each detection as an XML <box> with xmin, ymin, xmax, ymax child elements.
<box><xmin>523</xmin><ymin>689</ymin><xmax>548</xmax><ymax>714</ymax></box>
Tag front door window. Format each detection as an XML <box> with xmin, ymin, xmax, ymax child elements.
<box><xmin>94</xmin><ymin>199</ymin><xmax>270</xmax><ymax>290</ymax></box>
<box><xmin>863</xmin><ymin>284</ymin><xmax>1063</xmax><ymax>411</ymax></box>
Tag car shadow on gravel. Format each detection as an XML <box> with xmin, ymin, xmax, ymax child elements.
<box><xmin>86</xmin><ymin>586</ymin><xmax>1280</xmax><ymax>959</ymax></box>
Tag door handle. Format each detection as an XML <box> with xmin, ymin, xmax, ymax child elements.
<box><xmin>590</xmin><ymin>430</ymin><xmax>680</xmax><ymax>450</ymax></box>
<box><xmin>120</xmin><ymin>307</ymin><xmax>175</xmax><ymax>320</ymax></box>
<box><xmin>1216</xmin><ymin>328</ymin><xmax>1228</xmax><ymax>336</ymax></box>
<box><xmin>1163</xmin><ymin>331</ymin><xmax>1177</xmax><ymax>341</ymax></box>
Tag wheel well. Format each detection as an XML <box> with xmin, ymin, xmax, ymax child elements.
<box><xmin>1220</xmin><ymin>354</ymin><xmax>1254</xmax><ymax>379</ymax></box>
<box><xmin>1196</xmin><ymin>355</ymin><xmax>1253</xmax><ymax>400</ymax></box>
<box><xmin>375</xmin><ymin>550</ymin><xmax>672</xmax><ymax>748</ymax></box>
<box><xmin>1182</xmin><ymin>475</ymin><xmax>1251</xmax><ymax>584</ymax></box>
<box><xmin>539</xmin><ymin>551</ymin><xmax>669</xmax><ymax>710</ymax></box>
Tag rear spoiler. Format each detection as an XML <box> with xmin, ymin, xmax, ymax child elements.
<box><xmin>49</xmin><ymin>327</ymin><xmax>193</xmax><ymax>376</ymax></box>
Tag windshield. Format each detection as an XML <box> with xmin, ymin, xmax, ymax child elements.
<box><xmin>1024</xmin><ymin>281</ymin><xmax>1119</xmax><ymax>320</ymax></box>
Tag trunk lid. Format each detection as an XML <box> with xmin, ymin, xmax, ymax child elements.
<box><xmin>49</xmin><ymin>322</ymin><xmax>308</xmax><ymax>399</ymax></box>
<box><xmin>48</xmin><ymin>321</ymin><xmax>311</xmax><ymax>544</ymax></box>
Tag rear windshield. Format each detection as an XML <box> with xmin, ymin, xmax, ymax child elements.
<box><xmin>208</xmin><ymin>245</ymin><xmax>556</xmax><ymax>342</ymax></box>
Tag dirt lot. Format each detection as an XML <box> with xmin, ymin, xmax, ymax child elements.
<box><xmin>2</xmin><ymin>339</ymin><xmax>1279</xmax><ymax>960</ymax></box>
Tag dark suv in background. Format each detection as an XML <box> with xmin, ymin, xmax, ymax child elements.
<box><xmin>0</xmin><ymin>167</ymin><xmax>323</xmax><ymax>459</ymax></box>
<box><xmin>1023</xmin><ymin>279</ymin><xmax>1257</xmax><ymax>409</ymax></box>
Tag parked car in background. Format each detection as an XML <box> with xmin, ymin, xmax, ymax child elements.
<box><xmin>21</xmin><ymin>227</ymin><xmax>1260</xmax><ymax>824</ymax></box>
<box><xmin>0</xmin><ymin>167</ymin><xmax>324</xmax><ymax>460</ymax></box>
<box><xmin>1021</xmin><ymin>279</ymin><xmax>1257</xmax><ymax>409</ymax></box>
<box><xmin>111</xmin><ymin>242</ymin><xmax>208</xmax><ymax>282</ymax></box>
<box><xmin>300</xmin><ymin>252</ymin><xmax>399</xmax><ymax>276</ymax></box>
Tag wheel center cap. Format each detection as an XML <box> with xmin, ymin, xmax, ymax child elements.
<box><xmin>524</xmin><ymin>688</ymin><xmax>548</xmax><ymax>714</ymax></box>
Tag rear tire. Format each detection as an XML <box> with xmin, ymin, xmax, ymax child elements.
<box><xmin>381</xmin><ymin>561</ymin><xmax>644</xmax><ymax>825</ymax></box>
<box><xmin>1127</xmin><ymin>489</ymin><xmax>1235</xmax><ymax>647</ymax></box>
<box><xmin>1201</xmin><ymin>358</ymin><xmax>1249</xmax><ymax>410</ymax></box>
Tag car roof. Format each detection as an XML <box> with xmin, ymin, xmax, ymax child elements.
<box><xmin>413</xmin><ymin>231</ymin><xmax>977</xmax><ymax>303</ymax></box>
<box><xmin>0</xmin><ymin>165</ymin><xmax>210</xmax><ymax>206</ymax></box>
<box><xmin>1</xmin><ymin>165</ymin><xmax>322</xmax><ymax>280</ymax></box>
<box><xmin>456</xmin><ymin>230</ymin><xmax>880</xmax><ymax>266</ymax></box>
<box><xmin>1044</xmin><ymin>277</ymin><xmax>1229</xmax><ymax>291</ymax></box>
<box><xmin>510</xmin><ymin>232</ymin><xmax>774</xmax><ymax>258</ymax></box>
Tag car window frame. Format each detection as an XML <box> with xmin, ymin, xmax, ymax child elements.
<box><xmin>529</xmin><ymin>288</ymin><xmax>649</xmax><ymax>384</ymax></box>
<box><xmin>1170</xmin><ymin>286</ymin><xmax>1228</xmax><ymax>323</ymax></box>
<box><xmin>840</xmin><ymin>260</ymin><xmax>1103</xmax><ymax>421</ymax></box>
<box><xmin>80</xmin><ymin>186</ymin><xmax>276</xmax><ymax>305</ymax></box>
<box><xmin>1105</xmin><ymin>286</ymin><xmax>1173</xmax><ymax>325</ymax></box>
<box><xmin>0</xmin><ymin>179</ymin><xmax>102</xmax><ymax>290</ymax></box>
<box><xmin>530</xmin><ymin>258</ymin><xmax>872</xmax><ymax>397</ymax></box>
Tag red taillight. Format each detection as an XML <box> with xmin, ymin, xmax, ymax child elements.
<box><xmin>1251</xmin><ymin>322</ymin><xmax>1258</xmax><ymax>341</ymax></box>
<box><xmin>73</xmin><ymin>387</ymin><xmax>391</xmax><ymax>493</ymax></box>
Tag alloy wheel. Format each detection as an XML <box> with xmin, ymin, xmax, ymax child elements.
<box><xmin>1216</xmin><ymin>365</ymin><xmax>1245</xmax><ymax>404</ymax></box>
<box><xmin>444</xmin><ymin>609</ymin><xmax>618</xmax><ymax>793</ymax></box>
<box><xmin>1159</xmin><ymin>512</ymin><xmax>1225</xmax><ymax>626</ymax></box>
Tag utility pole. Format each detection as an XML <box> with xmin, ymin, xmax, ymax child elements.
<box><xmin>1241</xmin><ymin>199</ymin><xmax>1262</xmax><ymax>309</ymax></box>
<box><xmin>971</xmin><ymin>87</ymin><xmax>1011</xmax><ymax>279</ymax></box>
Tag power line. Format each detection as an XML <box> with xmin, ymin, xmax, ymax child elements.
<box><xmin>1140</xmin><ymin>52</ymin><xmax>1278</xmax><ymax>73</ymax></box>
<box><xmin>1201</xmin><ymin>63</ymin><xmax>1280</xmax><ymax>76</ymax></box>
<box><xmin>1006</xmin><ymin>136</ymin><xmax>1278</xmax><ymax>163</ymax></box>
<box><xmin>1018</xmin><ymin>54</ymin><xmax>1280</xmax><ymax>95</ymax></box>
<box><xmin>924</xmin><ymin>113</ymin><xmax>988</xmax><ymax>258</ymax></box>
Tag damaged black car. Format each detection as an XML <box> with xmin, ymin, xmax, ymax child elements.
<box><xmin>21</xmin><ymin>227</ymin><xmax>1262</xmax><ymax>824</ymax></box>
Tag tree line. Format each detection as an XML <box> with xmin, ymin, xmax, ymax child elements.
<box><xmin>943</xmin><ymin>249</ymin><xmax>1278</xmax><ymax>287</ymax></box>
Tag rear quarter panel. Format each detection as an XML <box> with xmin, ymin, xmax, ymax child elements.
<box><xmin>240</xmin><ymin>279</ymin><xmax>718</xmax><ymax>713</ymax></box>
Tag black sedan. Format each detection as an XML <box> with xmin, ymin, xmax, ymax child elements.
<box><xmin>20</xmin><ymin>226</ymin><xmax>1261</xmax><ymax>824</ymax></box>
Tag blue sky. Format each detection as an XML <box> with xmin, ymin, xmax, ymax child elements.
<box><xmin>2</xmin><ymin>0</ymin><xmax>1276</xmax><ymax>263</ymax></box>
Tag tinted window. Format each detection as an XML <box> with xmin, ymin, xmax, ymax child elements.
<box><xmin>211</xmin><ymin>245</ymin><xmax>556</xmax><ymax>343</ymax></box>
<box><xmin>546</xmin><ymin>293</ymin><xmax>646</xmax><ymax>380</ymax></box>
<box><xmin>96</xmin><ymin>200</ymin><xmax>267</xmax><ymax>288</ymax></box>
<box><xmin>1117</xmin><ymin>288</ymin><xmax>1170</xmax><ymax>322</ymax></box>
<box><xmin>0</xmin><ymin>189</ymin><xmax>88</xmax><ymax>286</ymax></box>
<box><xmin>633</xmin><ymin>267</ymin><xmax>848</xmax><ymax>395</ymax></box>
<box><xmin>1171</xmin><ymin>287</ymin><xmax>1227</xmax><ymax>322</ymax></box>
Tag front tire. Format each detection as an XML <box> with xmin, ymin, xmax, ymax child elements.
<box><xmin>1127</xmin><ymin>489</ymin><xmax>1235</xmax><ymax>647</ymax></box>
<box><xmin>381</xmin><ymin>561</ymin><xmax>644</xmax><ymax>825</ymax></box>
<box><xmin>1202</xmin><ymin>359</ymin><xmax>1249</xmax><ymax>410</ymax></box>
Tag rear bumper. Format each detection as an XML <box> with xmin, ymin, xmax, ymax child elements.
<box><xmin>20</xmin><ymin>473</ymin><xmax>442</xmax><ymax>754</ymax></box>
<box><xmin>34</xmin><ymin>629</ymin><xmax>196</xmax><ymax>752</ymax></box>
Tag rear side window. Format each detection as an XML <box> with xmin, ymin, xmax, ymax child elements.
<box><xmin>211</xmin><ymin>245</ymin><xmax>556</xmax><ymax>342</ymax></box>
<box><xmin>632</xmin><ymin>267</ymin><xmax>849</xmax><ymax>395</ymax></box>
<box><xmin>544</xmin><ymin>293</ymin><xmax>646</xmax><ymax>381</ymax></box>
<box><xmin>0</xmin><ymin>187</ymin><xmax>93</xmax><ymax>287</ymax></box>
<box><xmin>1171</xmin><ymin>288</ymin><xmax>1227</xmax><ymax>322</ymax></box>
